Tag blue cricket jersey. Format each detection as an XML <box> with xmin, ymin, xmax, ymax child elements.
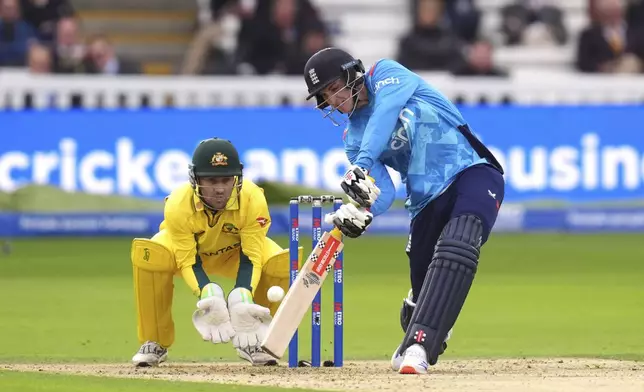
<box><xmin>343</xmin><ymin>59</ymin><xmax>499</xmax><ymax>218</ymax></box>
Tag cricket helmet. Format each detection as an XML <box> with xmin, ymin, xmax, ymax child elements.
<box><xmin>304</xmin><ymin>47</ymin><xmax>365</xmax><ymax>109</ymax></box>
<box><xmin>190</xmin><ymin>138</ymin><xmax>243</xmax><ymax>178</ymax></box>
<box><xmin>189</xmin><ymin>138</ymin><xmax>243</xmax><ymax>210</ymax></box>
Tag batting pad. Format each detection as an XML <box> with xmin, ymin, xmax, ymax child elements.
<box><xmin>131</xmin><ymin>238</ymin><xmax>176</xmax><ymax>348</ymax></box>
<box><xmin>402</xmin><ymin>215</ymin><xmax>482</xmax><ymax>365</ymax></box>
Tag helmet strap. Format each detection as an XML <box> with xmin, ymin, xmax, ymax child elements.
<box><xmin>347</xmin><ymin>74</ymin><xmax>365</xmax><ymax>118</ymax></box>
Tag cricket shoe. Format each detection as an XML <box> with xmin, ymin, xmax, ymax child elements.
<box><xmin>132</xmin><ymin>341</ymin><xmax>168</xmax><ymax>367</ymax></box>
<box><xmin>398</xmin><ymin>344</ymin><xmax>429</xmax><ymax>375</ymax></box>
<box><xmin>390</xmin><ymin>328</ymin><xmax>453</xmax><ymax>372</ymax></box>
<box><xmin>391</xmin><ymin>345</ymin><xmax>404</xmax><ymax>371</ymax></box>
<box><xmin>237</xmin><ymin>346</ymin><xmax>278</xmax><ymax>366</ymax></box>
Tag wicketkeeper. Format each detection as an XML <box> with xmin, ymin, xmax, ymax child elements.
<box><xmin>129</xmin><ymin>138</ymin><xmax>302</xmax><ymax>367</ymax></box>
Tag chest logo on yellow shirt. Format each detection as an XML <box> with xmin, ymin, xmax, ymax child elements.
<box><xmin>203</xmin><ymin>242</ymin><xmax>240</xmax><ymax>256</ymax></box>
<box><xmin>222</xmin><ymin>223</ymin><xmax>240</xmax><ymax>234</ymax></box>
<box><xmin>211</xmin><ymin>152</ymin><xmax>228</xmax><ymax>166</ymax></box>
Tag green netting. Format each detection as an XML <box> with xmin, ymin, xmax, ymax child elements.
<box><xmin>0</xmin><ymin>185</ymin><xmax>163</xmax><ymax>212</ymax></box>
<box><xmin>0</xmin><ymin>182</ymin><xmax>345</xmax><ymax>212</ymax></box>
<box><xmin>1</xmin><ymin>183</ymin><xmax>641</xmax><ymax>212</ymax></box>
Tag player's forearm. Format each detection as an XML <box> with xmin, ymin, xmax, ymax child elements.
<box><xmin>234</xmin><ymin>250</ymin><xmax>263</xmax><ymax>296</ymax></box>
<box><xmin>370</xmin><ymin>185</ymin><xmax>395</xmax><ymax>216</ymax></box>
<box><xmin>238</xmin><ymin>226</ymin><xmax>268</xmax><ymax>294</ymax></box>
<box><xmin>368</xmin><ymin>163</ymin><xmax>396</xmax><ymax>216</ymax></box>
<box><xmin>354</xmin><ymin>134</ymin><xmax>390</xmax><ymax>170</ymax></box>
<box><xmin>180</xmin><ymin>264</ymin><xmax>208</xmax><ymax>297</ymax></box>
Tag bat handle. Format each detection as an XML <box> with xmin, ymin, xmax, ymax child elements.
<box><xmin>329</xmin><ymin>227</ymin><xmax>343</xmax><ymax>241</ymax></box>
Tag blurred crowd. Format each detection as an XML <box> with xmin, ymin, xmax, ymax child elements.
<box><xmin>1</xmin><ymin>0</ymin><xmax>643</xmax><ymax>76</ymax></box>
<box><xmin>397</xmin><ymin>0</ymin><xmax>644</xmax><ymax>75</ymax></box>
<box><xmin>0</xmin><ymin>0</ymin><xmax>137</xmax><ymax>74</ymax></box>
<box><xmin>187</xmin><ymin>0</ymin><xmax>644</xmax><ymax>76</ymax></box>
<box><xmin>182</xmin><ymin>0</ymin><xmax>330</xmax><ymax>75</ymax></box>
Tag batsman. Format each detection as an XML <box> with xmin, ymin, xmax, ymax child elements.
<box><xmin>129</xmin><ymin>137</ymin><xmax>301</xmax><ymax>367</ymax></box>
<box><xmin>304</xmin><ymin>48</ymin><xmax>506</xmax><ymax>374</ymax></box>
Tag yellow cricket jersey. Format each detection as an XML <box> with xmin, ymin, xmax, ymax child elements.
<box><xmin>160</xmin><ymin>179</ymin><xmax>271</xmax><ymax>297</ymax></box>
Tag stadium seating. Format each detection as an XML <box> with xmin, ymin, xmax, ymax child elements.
<box><xmin>72</xmin><ymin>0</ymin><xmax>197</xmax><ymax>74</ymax></box>
<box><xmin>308</xmin><ymin>0</ymin><xmax>591</xmax><ymax>71</ymax></box>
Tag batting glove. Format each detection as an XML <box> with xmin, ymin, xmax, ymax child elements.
<box><xmin>340</xmin><ymin>165</ymin><xmax>380</xmax><ymax>208</ymax></box>
<box><xmin>325</xmin><ymin>203</ymin><xmax>373</xmax><ymax>238</ymax></box>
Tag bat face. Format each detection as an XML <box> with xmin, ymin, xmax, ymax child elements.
<box><xmin>261</xmin><ymin>229</ymin><xmax>343</xmax><ymax>359</ymax></box>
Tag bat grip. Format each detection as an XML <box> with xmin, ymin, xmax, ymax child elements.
<box><xmin>329</xmin><ymin>227</ymin><xmax>343</xmax><ymax>241</ymax></box>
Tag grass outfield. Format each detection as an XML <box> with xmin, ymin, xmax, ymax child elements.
<box><xmin>0</xmin><ymin>234</ymin><xmax>643</xmax><ymax>390</ymax></box>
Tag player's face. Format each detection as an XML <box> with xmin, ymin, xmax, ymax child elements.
<box><xmin>321</xmin><ymin>79</ymin><xmax>355</xmax><ymax>114</ymax></box>
<box><xmin>199</xmin><ymin>176</ymin><xmax>235</xmax><ymax>210</ymax></box>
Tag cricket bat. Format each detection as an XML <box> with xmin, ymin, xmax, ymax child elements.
<box><xmin>261</xmin><ymin>227</ymin><xmax>343</xmax><ymax>360</ymax></box>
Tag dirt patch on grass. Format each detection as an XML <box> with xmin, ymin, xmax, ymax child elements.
<box><xmin>2</xmin><ymin>358</ymin><xmax>643</xmax><ymax>391</ymax></box>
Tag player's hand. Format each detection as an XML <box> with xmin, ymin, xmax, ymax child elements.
<box><xmin>340</xmin><ymin>165</ymin><xmax>380</xmax><ymax>208</ymax></box>
<box><xmin>325</xmin><ymin>203</ymin><xmax>373</xmax><ymax>238</ymax></box>
<box><xmin>228</xmin><ymin>288</ymin><xmax>272</xmax><ymax>350</ymax></box>
<box><xmin>192</xmin><ymin>284</ymin><xmax>236</xmax><ymax>344</ymax></box>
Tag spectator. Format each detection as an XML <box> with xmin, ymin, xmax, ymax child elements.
<box><xmin>283</xmin><ymin>22</ymin><xmax>328</xmax><ymax>74</ymax></box>
<box><xmin>27</xmin><ymin>41</ymin><xmax>49</xmax><ymax>72</ymax></box>
<box><xmin>577</xmin><ymin>0</ymin><xmax>644</xmax><ymax>73</ymax></box>
<box><xmin>397</xmin><ymin>0</ymin><xmax>463</xmax><ymax>71</ymax></box>
<box><xmin>22</xmin><ymin>42</ymin><xmax>55</xmax><ymax>109</ymax></box>
<box><xmin>83</xmin><ymin>34</ymin><xmax>139</xmax><ymax>75</ymax></box>
<box><xmin>51</xmin><ymin>16</ymin><xmax>84</xmax><ymax>73</ymax></box>
<box><xmin>181</xmin><ymin>0</ymin><xmax>248</xmax><ymax>75</ymax></box>
<box><xmin>500</xmin><ymin>0</ymin><xmax>567</xmax><ymax>46</ymax></box>
<box><xmin>234</xmin><ymin>0</ymin><xmax>327</xmax><ymax>75</ymax></box>
<box><xmin>451</xmin><ymin>39</ymin><xmax>508</xmax><ymax>76</ymax></box>
<box><xmin>19</xmin><ymin>0</ymin><xmax>73</xmax><ymax>42</ymax></box>
<box><xmin>589</xmin><ymin>0</ymin><xmax>644</xmax><ymax>24</ymax></box>
<box><xmin>443</xmin><ymin>0</ymin><xmax>481</xmax><ymax>43</ymax></box>
<box><xmin>0</xmin><ymin>0</ymin><xmax>37</xmax><ymax>66</ymax></box>
<box><xmin>626</xmin><ymin>0</ymin><xmax>644</xmax><ymax>25</ymax></box>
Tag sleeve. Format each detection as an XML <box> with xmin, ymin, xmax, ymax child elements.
<box><xmin>354</xmin><ymin>60</ymin><xmax>419</xmax><ymax>170</ymax></box>
<box><xmin>236</xmin><ymin>190</ymin><xmax>271</xmax><ymax>295</ymax></box>
<box><xmin>630</xmin><ymin>28</ymin><xmax>644</xmax><ymax>59</ymax></box>
<box><xmin>164</xmin><ymin>200</ymin><xmax>203</xmax><ymax>296</ymax></box>
<box><xmin>165</xmin><ymin>206</ymin><xmax>198</xmax><ymax>271</ymax></box>
<box><xmin>59</xmin><ymin>0</ymin><xmax>76</xmax><ymax>17</ymax></box>
<box><xmin>368</xmin><ymin>162</ymin><xmax>396</xmax><ymax>217</ymax></box>
<box><xmin>575</xmin><ymin>29</ymin><xmax>600</xmax><ymax>73</ymax></box>
<box><xmin>346</xmin><ymin>143</ymin><xmax>395</xmax><ymax>217</ymax></box>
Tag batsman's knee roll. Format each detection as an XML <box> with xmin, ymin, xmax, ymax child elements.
<box><xmin>131</xmin><ymin>237</ymin><xmax>176</xmax><ymax>348</ymax></box>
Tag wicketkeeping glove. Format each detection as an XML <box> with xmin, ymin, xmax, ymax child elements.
<box><xmin>192</xmin><ymin>283</ymin><xmax>236</xmax><ymax>344</ymax></box>
<box><xmin>228</xmin><ymin>287</ymin><xmax>272</xmax><ymax>350</ymax></box>
<box><xmin>340</xmin><ymin>165</ymin><xmax>381</xmax><ymax>208</ymax></box>
<box><xmin>325</xmin><ymin>203</ymin><xmax>373</xmax><ymax>238</ymax></box>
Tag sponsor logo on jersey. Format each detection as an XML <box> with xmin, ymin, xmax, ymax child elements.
<box><xmin>256</xmin><ymin>217</ymin><xmax>269</xmax><ymax>227</ymax></box>
<box><xmin>202</xmin><ymin>242</ymin><xmax>240</xmax><ymax>256</ymax></box>
<box><xmin>373</xmin><ymin>77</ymin><xmax>400</xmax><ymax>93</ymax></box>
